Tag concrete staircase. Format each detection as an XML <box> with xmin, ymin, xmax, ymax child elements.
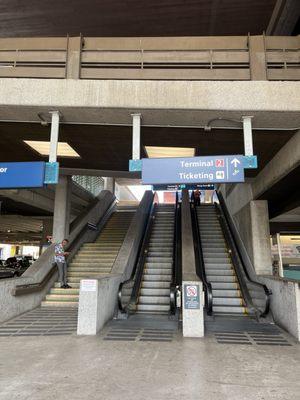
<box><xmin>136</xmin><ymin>204</ymin><xmax>174</xmax><ymax>314</ymax></box>
<box><xmin>41</xmin><ymin>207</ymin><xmax>135</xmax><ymax>307</ymax></box>
<box><xmin>197</xmin><ymin>205</ymin><xmax>248</xmax><ymax>315</ymax></box>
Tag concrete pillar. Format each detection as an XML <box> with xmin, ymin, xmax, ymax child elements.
<box><xmin>181</xmin><ymin>190</ymin><xmax>204</xmax><ymax>338</ymax></box>
<box><xmin>234</xmin><ymin>200</ymin><xmax>272</xmax><ymax>275</ymax></box>
<box><xmin>104</xmin><ymin>177</ymin><xmax>115</xmax><ymax>194</ymax></box>
<box><xmin>39</xmin><ymin>218</ymin><xmax>53</xmax><ymax>254</ymax></box>
<box><xmin>52</xmin><ymin>176</ymin><xmax>72</xmax><ymax>242</ymax></box>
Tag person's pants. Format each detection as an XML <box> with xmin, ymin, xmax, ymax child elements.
<box><xmin>194</xmin><ymin>198</ymin><xmax>200</xmax><ymax>206</ymax></box>
<box><xmin>57</xmin><ymin>262</ymin><xmax>68</xmax><ymax>286</ymax></box>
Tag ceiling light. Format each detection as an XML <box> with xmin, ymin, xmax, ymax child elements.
<box><xmin>145</xmin><ymin>146</ymin><xmax>195</xmax><ymax>158</ymax></box>
<box><xmin>24</xmin><ymin>141</ymin><xmax>80</xmax><ymax>158</ymax></box>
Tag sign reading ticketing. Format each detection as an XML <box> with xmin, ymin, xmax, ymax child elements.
<box><xmin>142</xmin><ymin>155</ymin><xmax>245</xmax><ymax>185</ymax></box>
<box><xmin>0</xmin><ymin>162</ymin><xmax>46</xmax><ymax>189</ymax></box>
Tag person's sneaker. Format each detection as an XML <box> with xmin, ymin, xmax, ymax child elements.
<box><xmin>60</xmin><ymin>284</ymin><xmax>66</xmax><ymax>288</ymax></box>
<box><xmin>65</xmin><ymin>284</ymin><xmax>72</xmax><ymax>289</ymax></box>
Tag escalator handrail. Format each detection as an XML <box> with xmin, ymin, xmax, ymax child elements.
<box><xmin>118</xmin><ymin>200</ymin><xmax>157</xmax><ymax>313</ymax></box>
<box><xmin>216</xmin><ymin>191</ymin><xmax>271</xmax><ymax>317</ymax></box>
<box><xmin>191</xmin><ymin>202</ymin><xmax>213</xmax><ymax>316</ymax></box>
<box><xmin>170</xmin><ymin>192</ymin><xmax>182</xmax><ymax>314</ymax></box>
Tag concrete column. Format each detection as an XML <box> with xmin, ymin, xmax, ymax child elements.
<box><xmin>39</xmin><ymin>218</ymin><xmax>53</xmax><ymax>254</ymax></box>
<box><xmin>234</xmin><ymin>200</ymin><xmax>272</xmax><ymax>275</ymax></box>
<box><xmin>52</xmin><ymin>176</ymin><xmax>72</xmax><ymax>242</ymax></box>
<box><xmin>104</xmin><ymin>177</ymin><xmax>115</xmax><ymax>194</ymax></box>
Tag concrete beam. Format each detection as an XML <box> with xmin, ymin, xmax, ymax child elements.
<box><xmin>252</xmin><ymin>130</ymin><xmax>300</xmax><ymax>199</ymax></box>
<box><xmin>0</xmin><ymin>79</ymin><xmax>300</xmax><ymax>117</ymax></box>
<box><xmin>267</xmin><ymin>0</ymin><xmax>300</xmax><ymax>35</ymax></box>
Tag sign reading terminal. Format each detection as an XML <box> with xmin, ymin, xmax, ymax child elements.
<box><xmin>142</xmin><ymin>155</ymin><xmax>245</xmax><ymax>185</ymax></box>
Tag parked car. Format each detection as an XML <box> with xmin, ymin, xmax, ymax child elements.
<box><xmin>0</xmin><ymin>256</ymin><xmax>31</xmax><ymax>279</ymax></box>
<box><xmin>0</xmin><ymin>264</ymin><xmax>19</xmax><ymax>279</ymax></box>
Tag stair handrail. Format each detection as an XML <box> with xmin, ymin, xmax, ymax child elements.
<box><xmin>118</xmin><ymin>199</ymin><xmax>157</xmax><ymax>314</ymax></box>
<box><xmin>216</xmin><ymin>191</ymin><xmax>271</xmax><ymax>317</ymax></box>
<box><xmin>12</xmin><ymin>199</ymin><xmax>117</xmax><ymax>296</ymax></box>
<box><xmin>170</xmin><ymin>192</ymin><xmax>182</xmax><ymax>314</ymax></box>
<box><xmin>190</xmin><ymin>202</ymin><xmax>213</xmax><ymax>315</ymax></box>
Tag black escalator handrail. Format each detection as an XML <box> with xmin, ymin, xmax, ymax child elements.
<box><xmin>118</xmin><ymin>201</ymin><xmax>157</xmax><ymax>313</ymax></box>
<box><xmin>216</xmin><ymin>192</ymin><xmax>271</xmax><ymax>317</ymax></box>
<box><xmin>191</xmin><ymin>203</ymin><xmax>213</xmax><ymax>316</ymax></box>
<box><xmin>170</xmin><ymin>192</ymin><xmax>182</xmax><ymax>314</ymax></box>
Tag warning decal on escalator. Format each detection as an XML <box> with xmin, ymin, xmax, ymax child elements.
<box><xmin>184</xmin><ymin>284</ymin><xmax>200</xmax><ymax>309</ymax></box>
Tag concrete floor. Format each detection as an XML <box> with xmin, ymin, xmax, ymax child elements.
<box><xmin>0</xmin><ymin>335</ymin><xmax>299</xmax><ymax>400</ymax></box>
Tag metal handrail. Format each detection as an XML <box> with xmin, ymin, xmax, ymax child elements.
<box><xmin>170</xmin><ymin>192</ymin><xmax>182</xmax><ymax>314</ymax></box>
<box><xmin>118</xmin><ymin>201</ymin><xmax>157</xmax><ymax>314</ymax></box>
<box><xmin>216</xmin><ymin>191</ymin><xmax>271</xmax><ymax>317</ymax></box>
<box><xmin>191</xmin><ymin>202</ymin><xmax>213</xmax><ymax>315</ymax></box>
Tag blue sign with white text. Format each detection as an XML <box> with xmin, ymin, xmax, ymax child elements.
<box><xmin>142</xmin><ymin>155</ymin><xmax>245</xmax><ymax>185</ymax></box>
<box><xmin>0</xmin><ymin>162</ymin><xmax>46</xmax><ymax>189</ymax></box>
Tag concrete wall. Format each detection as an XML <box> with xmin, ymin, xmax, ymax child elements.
<box><xmin>77</xmin><ymin>274</ymin><xmax>121</xmax><ymax>335</ymax></box>
<box><xmin>260</xmin><ymin>277</ymin><xmax>300</xmax><ymax>341</ymax></box>
<box><xmin>234</xmin><ymin>200</ymin><xmax>272</xmax><ymax>275</ymax></box>
<box><xmin>115</xmin><ymin>183</ymin><xmax>138</xmax><ymax>202</ymax></box>
<box><xmin>77</xmin><ymin>191</ymin><xmax>154</xmax><ymax>335</ymax></box>
<box><xmin>0</xmin><ymin>191</ymin><xmax>115</xmax><ymax>324</ymax></box>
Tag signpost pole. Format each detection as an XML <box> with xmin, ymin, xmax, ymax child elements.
<box><xmin>49</xmin><ymin>111</ymin><xmax>60</xmax><ymax>163</ymax></box>
<box><xmin>242</xmin><ymin>116</ymin><xmax>254</xmax><ymax>156</ymax></box>
<box><xmin>131</xmin><ymin>113</ymin><xmax>141</xmax><ymax>160</ymax></box>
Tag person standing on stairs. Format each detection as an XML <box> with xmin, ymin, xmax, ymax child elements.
<box><xmin>54</xmin><ymin>239</ymin><xmax>72</xmax><ymax>289</ymax></box>
<box><xmin>193</xmin><ymin>189</ymin><xmax>201</xmax><ymax>206</ymax></box>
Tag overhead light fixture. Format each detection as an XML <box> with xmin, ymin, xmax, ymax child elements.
<box><xmin>145</xmin><ymin>146</ymin><xmax>195</xmax><ymax>158</ymax></box>
<box><xmin>24</xmin><ymin>141</ymin><xmax>80</xmax><ymax>158</ymax></box>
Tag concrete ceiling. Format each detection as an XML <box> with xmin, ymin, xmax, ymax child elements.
<box><xmin>0</xmin><ymin>122</ymin><xmax>296</xmax><ymax>178</ymax></box>
<box><xmin>0</xmin><ymin>0</ymin><xmax>278</xmax><ymax>37</ymax></box>
<box><xmin>0</xmin><ymin>215</ymin><xmax>42</xmax><ymax>233</ymax></box>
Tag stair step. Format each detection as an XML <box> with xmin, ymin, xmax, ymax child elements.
<box><xmin>54</xmin><ymin>282</ymin><xmax>80</xmax><ymax>288</ymax></box>
<box><xmin>212</xmin><ymin>289</ymin><xmax>241</xmax><ymax>297</ymax></box>
<box><xmin>207</xmin><ymin>275</ymin><xmax>236</xmax><ymax>283</ymax></box>
<box><xmin>136</xmin><ymin>304</ymin><xmax>170</xmax><ymax>312</ymax></box>
<box><xmin>50</xmin><ymin>288</ymin><xmax>79</xmax><ymax>295</ymax></box>
<box><xmin>210</xmin><ymin>282</ymin><xmax>238</xmax><ymax>290</ymax></box>
<box><xmin>68</xmin><ymin>272</ymin><xmax>110</xmax><ymax>277</ymax></box>
<box><xmin>206</xmin><ymin>269</ymin><xmax>234</xmax><ymax>276</ymax></box>
<box><xmin>138</xmin><ymin>296</ymin><xmax>169</xmax><ymax>305</ymax></box>
<box><xmin>212</xmin><ymin>305</ymin><xmax>247</xmax><ymax>314</ymax></box>
<box><xmin>213</xmin><ymin>297</ymin><xmax>244</xmax><ymax>306</ymax></box>
<box><xmin>146</xmin><ymin>257</ymin><xmax>172</xmax><ymax>263</ymax></box>
<box><xmin>145</xmin><ymin>263</ymin><xmax>172</xmax><ymax>268</ymax></box>
<box><xmin>142</xmin><ymin>274</ymin><xmax>172</xmax><ymax>281</ymax></box>
<box><xmin>68</xmin><ymin>267</ymin><xmax>111</xmax><ymax>273</ymax></box>
<box><xmin>41</xmin><ymin>301</ymin><xmax>78</xmax><ymax>308</ymax></box>
<box><xmin>144</xmin><ymin>268</ymin><xmax>172</xmax><ymax>275</ymax></box>
<box><xmin>45</xmin><ymin>294</ymin><xmax>79</xmax><ymax>302</ymax></box>
<box><xmin>140</xmin><ymin>288</ymin><xmax>170</xmax><ymax>296</ymax></box>
<box><xmin>141</xmin><ymin>281</ymin><xmax>170</xmax><ymax>289</ymax></box>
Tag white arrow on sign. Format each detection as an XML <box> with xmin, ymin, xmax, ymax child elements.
<box><xmin>231</xmin><ymin>158</ymin><xmax>241</xmax><ymax>168</ymax></box>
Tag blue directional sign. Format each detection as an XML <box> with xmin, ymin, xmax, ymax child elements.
<box><xmin>44</xmin><ymin>162</ymin><xmax>59</xmax><ymax>184</ymax></box>
<box><xmin>243</xmin><ymin>155</ymin><xmax>258</xmax><ymax>169</ymax></box>
<box><xmin>142</xmin><ymin>155</ymin><xmax>245</xmax><ymax>185</ymax></box>
<box><xmin>0</xmin><ymin>162</ymin><xmax>46</xmax><ymax>189</ymax></box>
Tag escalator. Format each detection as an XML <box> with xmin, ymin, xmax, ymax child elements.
<box><xmin>118</xmin><ymin>194</ymin><xmax>181</xmax><ymax>318</ymax></box>
<box><xmin>192</xmin><ymin>192</ymin><xmax>271</xmax><ymax>319</ymax></box>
